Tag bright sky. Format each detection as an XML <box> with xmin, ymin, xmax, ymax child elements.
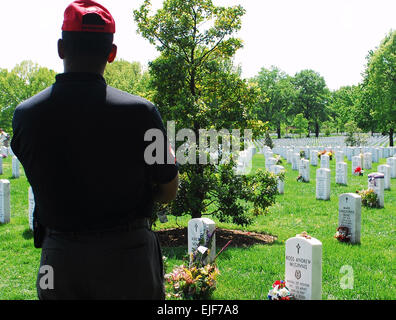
<box><xmin>0</xmin><ymin>0</ymin><xmax>395</xmax><ymax>91</ymax></box>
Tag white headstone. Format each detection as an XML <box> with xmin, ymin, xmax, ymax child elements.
<box><xmin>363</xmin><ymin>153</ymin><xmax>372</xmax><ymax>170</ymax></box>
<box><xmin>28</xmin><ymin>187</ymin><xmax>35</xmax><ymax>230</ymax></box>
<box><xmin>273</xmin><ymin>165</ymin><xmax>285</xmax><ymax>194</ymax></box>
<box><xmin>266</xmin><ymin>157</ymin><xmax>277</xmax><ymax>171</ymax></box>
<box><xmin>285</xmin><ymin>235</ymin><xmax>322</xmax><ymax>300</ymax></box>
<box><xmin>316</xmin><ymin>168</ymin><xmax>331</xmax><ymax>200</ymax></box>
<box><xmin>0</xmin><ymin>179</ymin><xmax>11</xmax><ymax>224</ymax></box>
<box><xmin>377</xmin><ymin>164</ymin><xmax>391</xmax><ymax>190</ymax></box>
<box><xmin>320</xmin><ymin>154</ymin><xmax>330</xmax><ymax>169</ymax></box>
<box><xmin>188</xmin><ymin>218</ymin><xmax>216</xmax><ymax>264</ymax></box>
<box><xmin>299</xmin><ymin>159</ymin><xmax>310</xmax><ymax>182</ymax></box>
<box><xmin>335</xmin><ymin>151</ymin><xmax>344</xmax><ymax>163</ymax></box>
<box><xmin>310</xmin><ymin>150</ymin><xmax>318</xmax><ymax>166</ymax></box>
<box><xmin>368</xmin><ymin>172</ymin><xmax>385</xmax><ymax>208</ymax></box>
<box><xmin>292</xmin><ymin>153</ymin><xmax>300</xmax><ymax>171</ymax></box>
<box><xmin>386</xmin><ymin>157</ymin><xmax>396</xmax><ymax>178</ymax></box>
<box><xmin>352</xmin><ymin>156</ymin><xmax>362</xmax><ymax>174</ymax></box>
<box><xmin>371</xmin><ymin>149</ymin><xmax>379</xmax><ymax>163</ymax></box>
<box><xmin>335</xmin><ymin>162</ymin><xmax>348</xmax><ymax>185</ymax></box>
<box><xmin>12</xmin><ymin>156</ymin><xmax>20</xmax><ymax>178</ymax></box>
<box><xmin>338</xmin><ymin>193</ymin><xmax>361</xmax><ymax>244</ymax></box>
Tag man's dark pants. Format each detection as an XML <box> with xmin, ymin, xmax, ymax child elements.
<box><xmin>36</xmin><ymin>223</ymin><xmax>165</xmax><ymax>300</ymax></box>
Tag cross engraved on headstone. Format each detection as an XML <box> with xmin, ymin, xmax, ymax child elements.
<box><xmin>296</xmin><ymin>243</ymin><xmax>301</xmax><ymax>254</ymax></box>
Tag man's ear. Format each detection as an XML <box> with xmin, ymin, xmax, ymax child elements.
<box><xmin>58</xmin><ymin>39</ymin><xmax>65</xmax><ymax>59</ymax></box>
<box><xmin>107</xmin><ymin>44</ymin><xmax>117</xmax><ymax>63</ymax></box>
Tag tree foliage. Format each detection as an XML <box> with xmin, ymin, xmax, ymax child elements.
<box><xmin>134</xmin><ymin>0</ymin><xmax>277</xmax><ymax>223</ymax></box>
<box><xmin>361</xmin><ymin>30</ymin><xmax>396</xmax><ymax>146</ymax></box>
<box><xmin>292</xmin><ymin>69</ymin><xmax>329</xmax><ymax>137</ymax></box>
<box><xmin>0</xmin><ymin>61</ymin><xmax>56</xmax><ymax>134</ymax></box>
<box><xmin>252</xmin><ymin>66</ymin><xmax>295</xmax><ymax>138</ymax></box>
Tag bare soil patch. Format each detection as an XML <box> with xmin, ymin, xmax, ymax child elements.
<box><xmin>156</xmin><ymin>227</ymin><xmax>277</xmax><ymax>248</ymax></box>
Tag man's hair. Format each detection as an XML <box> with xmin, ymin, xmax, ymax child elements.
<box><xmin>62</xmin><ymin>31</ymin><xmax>114</xmax><ymax>62</ymax></box>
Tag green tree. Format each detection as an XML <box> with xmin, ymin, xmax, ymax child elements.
<box><xmin>292</xmin><ymin>69</ymin><xmax>329</xmax><ymax>137</ymax></box>
<box><xmin>292</xmin><ymin>113</ymin><xmax>309</xmax><ymax>138</ymax></box>
<box><xmin>0</xmin><ymin>61</ymin><xmax>56</xmax><ymax>134</ymax></box>
<box><xmin>104</xmin><ymin>59</ymin><xmax>153</xmax><ymax>100</ymax></box>
<box><xmin>361</xmin><ymin>30</ymin><xmax>396</xmax><ymax>146</ymax></box>
<box><xmin>252</xmin><ymin>66</ymin><xmax>295</xmax><ymax>138</ymax></box>
<box><xmin>134</xmin><ymin>0</ymin><xmax>277</xmax><ymax>224</ymax></box>
<box><xmin>328</xmin><ymin>85</ymin><xmax>360</xmax><ymax>134</ymax></box>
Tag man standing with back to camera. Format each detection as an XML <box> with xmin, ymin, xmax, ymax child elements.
<box><xmin>11</xmin><ymin>0</ymin><xmax>179</xmax><ymax>300</ymax></box>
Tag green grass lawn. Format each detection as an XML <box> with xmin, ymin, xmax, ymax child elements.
<box><xmin>0</xmin><ymin>154</ymin><xmax>395</xmax><ymax>300</ymax></box>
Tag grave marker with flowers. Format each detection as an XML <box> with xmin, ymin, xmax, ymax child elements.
<box><xmin>285</xmin><ymin>232</ymin><xmax>322</xmax><ymax>300</ymax></box>
<box><xmin>336</xmin><ymin>193</ymin><xmax>361</xmax><ymax>244</ymax></box>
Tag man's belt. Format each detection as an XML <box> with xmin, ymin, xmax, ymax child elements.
<box><xmin>45</xmin><ymin>217</ymin><xmax>151</xmax><ymax>236</ymax></box>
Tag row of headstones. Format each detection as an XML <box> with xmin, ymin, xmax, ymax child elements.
<box><xmin>263</xmin><ymin>153</ymin><xmax>395</xmax><ymax>201</ymax></box>
<box><xmin>264</xmin><ymin>134</ymin><xmax>393</xmax><ymax>148</ymax></box>
<box><xmin>272</xmin><ymin>145</ymin><xmax>396</xmax><ymax>164</ymax></box>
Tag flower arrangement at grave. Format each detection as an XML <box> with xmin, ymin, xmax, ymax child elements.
<box><xmin>165</xmin><ymin>229</ymin><xmax>232</xmax><ymax>300</ymax></box>
<box><xmin>296</xmin><ymin>175</ymin><xmax>303</xmax><ymax>182</ymax></box>
<box><xmin>299</xmin><ymin>150</ymin><xmax>305</xmax><ymax>159</ymax></box>
<box><xmin>275</xmin><ymin>155</ymin><xmax>283</xmax><ymax>165</ymax></box>
<box><xmin>267</xmin><ymin>280</ymin><xmax>293</xmax><ymax>300</ymax></box>
<box><xmin>334</xmin><ymin>226</ymin><xmax>351</xmax><ymax>242</ymax></box>
<box><xmin>317</xmin><ymin>150</ymin><xmax>333</xmax><ymax>160</ymax></box>
<box><xmin>356</xmin><ymin>189</ymin><xmax>379</xmax><ymax>208</ymax></box>
<box><xmin>354</xmin><ymin>166</ymin><xmax>364</xmax><ymax>176</ymax></box>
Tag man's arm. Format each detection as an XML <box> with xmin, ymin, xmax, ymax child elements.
<box><xmin>153</xmin><ymin>172</ymin><xmax>179</xmax><ymax>204</ymax></box>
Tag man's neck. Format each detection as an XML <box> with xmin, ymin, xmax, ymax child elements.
<box><xmin>63</xmin><ymin>61</ymin><xmax>105</xmax><ymax>76</ymax></box>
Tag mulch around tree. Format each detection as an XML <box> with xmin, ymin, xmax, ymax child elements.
<box><xmin>155</xmin><ymin>227</ymin><xmax>277</xmax><ymax>248</ymax></box>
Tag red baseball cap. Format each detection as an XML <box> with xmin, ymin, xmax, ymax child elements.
<box><xmin>62</xmin><ymin>0</ymin><xmax>116</xmax><ymax>33</ymax></box>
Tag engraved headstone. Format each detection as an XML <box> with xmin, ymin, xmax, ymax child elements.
<box><xmin>335</xmin><ymin>162</ymin><xmax>347</xmax><ymax>185</ymax></box>
<box><xmin>188</xmin><ymin>218</ymin><xmax>216</xmax><ymax>264</ymax></box>
<box><xmin>377</xmin><ymin>164</ymin><xmax>391</xmax><ymax>190</ymax></box>
<box><xmin>338</xmin><ymin>193</ymin><xmax>361</xmax><ymax>244</ymax></box>
<box><xmin>0</xmin><ymin>179</ymin><xmax>11</xmax><ymax>224</ymax></box>
<box><xmin>285</xmin><ymin>235</ymin><xmax>322</xmax><ymax>300</ymax></box>
<box><xmin>316</xmin><ymin>168</ymin><xmax>331</xmax><ymax>200</ymax></box>
<box><xmin>368</xmin><ymin>172</ymin><xmax>385</xmax><ymax>208</ymax></box>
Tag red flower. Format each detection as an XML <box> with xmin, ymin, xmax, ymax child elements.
<box><xmin>354</xmin><ymin>166</ymin><xmax>362</xmax><ymax>173</ymax></box>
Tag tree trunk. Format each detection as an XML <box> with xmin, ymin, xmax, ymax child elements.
<box><xmin>307</xmin><ymin>124</ymin><xmax>310</xmax><ymax>138</ymax></box>
<box><xmin>277</xmin><ymin>125</ymin><xmax>281</xmax><ymax>139</ymax></box>
<box><xmin>315</xmin><ymin>122</ymin><xmax>319</xmax><ymax>138</ymax></box>
<box><xmin>390</xmin><ymin>128</ymin><xmax>394</xmax><ymax>147</ymax></box>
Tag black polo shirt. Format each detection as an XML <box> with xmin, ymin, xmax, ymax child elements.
<box><xmin>11</xmin><ymin>72</ymin><xmax>178</xmax><ymax>232</ymax></box>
